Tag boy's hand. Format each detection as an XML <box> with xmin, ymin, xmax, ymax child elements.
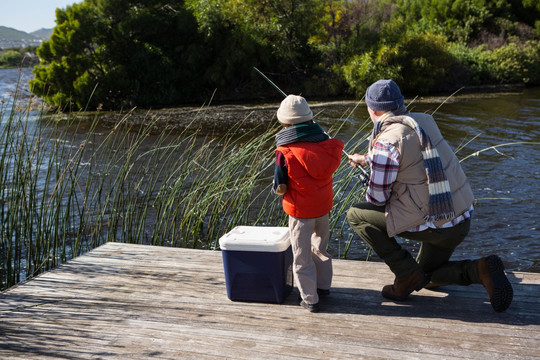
<box><xmin>274</xmin><ymin>184</ymin><xmax>288</xmax><ymax>196</ymax></box>
<box><xmin>348</xmin><ymin>154</ymin><xmax>367</xmax><ymax>168</ymax></box>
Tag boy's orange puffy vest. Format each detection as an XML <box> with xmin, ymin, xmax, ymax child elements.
<box><xmin>276</xmin><ymin>138</ymin><xmax>344</xmax><ymax>218</ymax></box>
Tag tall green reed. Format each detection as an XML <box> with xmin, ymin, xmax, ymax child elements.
<box><xmin>18</xmin><ymin>73</ymin><xmax>531</xmax><ymax>291</ymax></box>
<box><xmin>0</xmin><ymin>91</ymin><xmax>373</xmax><ymax>291</ymax></box>
<box><xmin>0</xmin><ymin>88</ymin><xmax>320</xmax><ymax>289</ymax></box>
<box><xmin>9</xmin><ymin>78</ymin><xmax>532</xmax><ymax>290</ymax></box>
<box><xmin>0</xmin><ymin>76</ymin><xmax>378</xmax><ymax>291</ymax></box>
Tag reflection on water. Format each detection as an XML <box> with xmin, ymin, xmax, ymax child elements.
<box><xmin>1</xmin><ymin>68</ymin><xmax>539</xmax><ymax>272</ymax></box>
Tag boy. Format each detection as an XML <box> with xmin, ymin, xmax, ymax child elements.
<box><xmin>273</xmin><ymin>95</ymin><xmax>344</xmax><ymax>312</ymax></box>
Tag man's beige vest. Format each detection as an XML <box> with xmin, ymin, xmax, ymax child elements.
<box><xmin>374</xmin><ymin>112</ymin><xmax>474</xmax><ymax>237</ymax></box>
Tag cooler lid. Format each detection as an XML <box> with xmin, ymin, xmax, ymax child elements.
<box><xmin>219</xmin><ymin>226</ymin><xmax>290</xmax><ymax>252</ymax></box>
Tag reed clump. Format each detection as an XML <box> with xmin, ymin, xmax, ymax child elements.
<box><xmin>0</xmin><ymin>83</ymin><xmax>371</xmax><ymax>290</ymax></box>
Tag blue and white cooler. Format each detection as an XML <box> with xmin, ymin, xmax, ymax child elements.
<box><xmin>219</xmin><ymin>226</ymin><xmax>293</xmax><ymax>303</ymax></box>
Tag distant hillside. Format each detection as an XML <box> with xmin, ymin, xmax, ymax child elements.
<box><xmin>30</xmin><ymin>28</ymin><xmax>53</xmax><ymax>40</ymax></box>
<box><xmin>0</xmin><ymin>26</ymin><xmax>53</xmax><ymax>49</ymax></box>
<box><xmin>0</xmin><ymin>26</ymin><xmax>38</xmax><ymax>40</ymax></box>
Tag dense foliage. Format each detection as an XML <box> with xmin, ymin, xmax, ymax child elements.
<box><xmin>30</xmin><ymin>0</ymin><xmax>540</xmax><ymax>110</ymax></box>
<box><xmin>0</xmin><ymin>47</ymin><xmax>39</xmax><ymax>68</ymax></box>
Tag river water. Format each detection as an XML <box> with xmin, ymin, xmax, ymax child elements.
<box><xmin>1</xmin><ymin>68</ymin><xmax>539</xmax><ymax>272</ymax></box>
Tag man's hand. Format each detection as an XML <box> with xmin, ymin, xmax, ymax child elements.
<box><xmin>348</xmin><ymin>153</ymin><xmax>367</xmax><ymax>168</ymax></box>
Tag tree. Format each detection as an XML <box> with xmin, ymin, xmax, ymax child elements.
<box><xmin>29</xmin><ymin>0</ymin><xmax>539</xmax><ymax>109</ymax></box>
<box><xmin>185</xmin><ymin>0</ymin><xmax>278</xmax><ymax>99</ymax></box>
<box><xmin>31</xmin><ymin>1</ymin><xmax>107</xmax><ymax>110</ymax></box>
<box><xmin>187</xmin><ymin>0</ymin><xmax>338</xmax><ymax>97</ymax></box>
<box><xmin>31</xmin><ymin>0</ymin><xmax>206</xmax><ymax>110</ymax></box>
<box><xmin>393</xmin><ymin>0</ymin><xmax>539</xmax><ymax>44</ymax></box>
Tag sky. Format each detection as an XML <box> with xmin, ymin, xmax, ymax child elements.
<box><xmin>0</xmin><ymin>0</ymin><xmax>83</xmax><ymax>33</ymax></box>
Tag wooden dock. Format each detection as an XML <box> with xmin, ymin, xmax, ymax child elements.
<box><xmin>1</xmin><ymin>242</ymin><xmax>539</xmax><ymax>359</ymax></box>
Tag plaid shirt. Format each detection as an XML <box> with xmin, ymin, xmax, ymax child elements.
<box><xmin>366</xmin><ymin>141</ymin><xmax>472</xmax><ymax>232</ymax></box>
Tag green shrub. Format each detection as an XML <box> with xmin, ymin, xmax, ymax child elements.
<box><xmin>340</xmin><ymin>32</ymin><xmax>454</xmax><ymax>96</ymax></box>
<box><xmin>448</xmin><ymin>43</ymin><xmax>497</xmax><ymax>85</ymax></box>
<box><xmin>448</xmin><ymin>40</ymin><xmax>540</xmax><ymax>86</ymax></box>
<box><xmin>0</xmin><ymin>50</ymin><xmax>23</xmax><ymax>68</ymax></box>
<box><xmin>490</xmin><ymin>40</ymin><xmax>540</xmax><ymax>84</ymax></box>
<box><xmin>340</xmin><ymin>48</ymin><xmax>401</xmax><ymax>97</ymax></box>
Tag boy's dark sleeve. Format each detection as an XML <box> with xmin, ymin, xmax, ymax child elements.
<box><xmin>273</xmin><ymin>150</ymin><xmax>288</xmax><ymax>195</ymax></box>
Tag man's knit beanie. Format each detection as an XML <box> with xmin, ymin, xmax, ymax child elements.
<box><xmin>277</xmin><ymin>95</ymin><xmax>313</xmax><ymax>125</ymax></box>
<box><xmin>365</xmin><ymin>79</ymin><xmax>404</xmax><ymax>111</ymax></box>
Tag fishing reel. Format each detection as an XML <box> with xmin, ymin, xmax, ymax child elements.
<box><xmin>343</xmin><ymin>150</ymin><xmax>370</xmax><ymax>187</ymax></box>
<box><xmin>356</xmin><ymin>167</ymin><xmax>370</xmax><ymax>187</ymax></box>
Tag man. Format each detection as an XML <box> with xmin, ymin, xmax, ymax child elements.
<box><xmin>346</xmin><ymin>79</ymin><xmax>513</xmax><ymax>312</ymax></box>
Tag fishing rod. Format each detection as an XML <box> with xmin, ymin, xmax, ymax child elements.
<box><xmin>253</xmin><ymin>67</ymin><xmax>370</xmax><ymax>186</ymax></box>
<box><xmin>341</xmin><ymin>149</ymin><xmax>370</xmax><ymax>186</ymax></box>
<box><xmin>253</xmin><ymin>67</ymin><xmax>287</xmax><ymax>98</ymax></box>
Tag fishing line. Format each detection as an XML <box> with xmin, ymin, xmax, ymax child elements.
<box><xmin>253</xmin><ymin>67</ymin><xmax>370</xmax><ymax>185</ymax></box>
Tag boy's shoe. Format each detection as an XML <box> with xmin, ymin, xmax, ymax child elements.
<box><xmin>317</xmin><ymin>288</ymin><xmax>330</xmax><ymax>296</ymax></box>
<box><xmin>300</xmin><ymin>300</ymin><xmax>320</xmax><ymax>313</ymax></box>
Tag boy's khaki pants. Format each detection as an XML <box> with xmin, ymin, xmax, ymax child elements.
<box><xmin>289</xmin><ymin>214</ymin><xmax>333</xmax><ymax>305</ymax></box>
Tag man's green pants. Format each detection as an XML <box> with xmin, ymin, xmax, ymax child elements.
<box><xmin>346</xmin><ymin>202</ymin><xmax>481</xmax><ymax>286</ymax></box>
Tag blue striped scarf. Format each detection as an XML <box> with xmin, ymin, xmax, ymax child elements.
<box><xmin>374</xmin><ymin>111</ymin><xmax>455</xmax><ymax>222</ymax></box>
<box><xmin>275</xmin><ymin>122</ymin><xmax>329</xmax><ymax>146</ymax></box>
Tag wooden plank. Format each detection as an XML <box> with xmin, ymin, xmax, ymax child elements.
<box><xmin>1</xmin><ymin>242</ymin><xmax>539</xmax><ymax>359</ymax></box>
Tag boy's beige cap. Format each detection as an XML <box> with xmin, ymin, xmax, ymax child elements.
<box><xmin>277</xmin><ymin>95</ymin><xmax>313</xmax><ymax>125</ymax></box>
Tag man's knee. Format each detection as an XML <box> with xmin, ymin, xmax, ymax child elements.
<box><xmin>346</xmin><ymin>206</ymin><xmax>362</xmax><ymax>226</ymax></box>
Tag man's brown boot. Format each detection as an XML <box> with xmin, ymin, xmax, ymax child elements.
<box><xmin>381</xmin><ymin>268</ymin><xmax>430</xmax><ymax>301</ymax></box>
<box><xmin>477</xmin><ymin>255</ymin><xmax>513</xmax><ymax>312</ymax></box>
